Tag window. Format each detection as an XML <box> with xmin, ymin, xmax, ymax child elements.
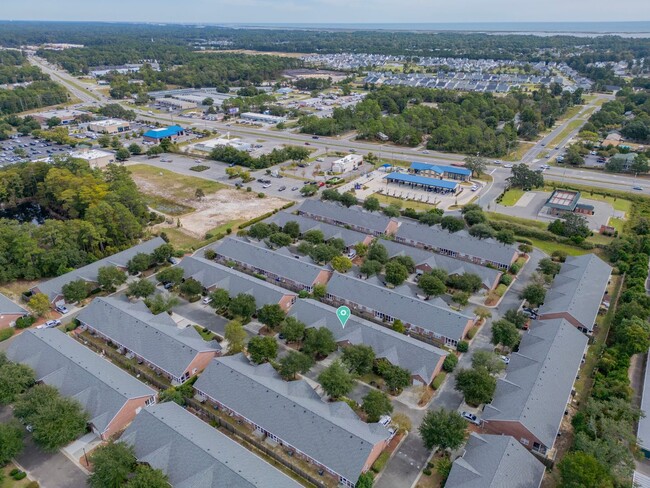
<box><xmin>145</xmin><ymin>397</ymin><xmax>155</xmax><ymax>406</ymax></box>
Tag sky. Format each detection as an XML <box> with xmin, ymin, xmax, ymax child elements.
<box><xmin>2</xmin><ymin>0</ymin><xmax>650</xmax><ymax>25</ymax></box>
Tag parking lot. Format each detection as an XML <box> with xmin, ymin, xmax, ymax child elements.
<box><xmin>0</xmin><ymin>134</ymin><xmax>72</xmax><ymax>167</ymax></box>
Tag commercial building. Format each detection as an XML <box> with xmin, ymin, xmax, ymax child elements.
<box><xmin>193</xmin><ymin>137</ymin><xmax>252</xmax><ymax>153</ymax></box>
<box><xmin>331</xmin><ymin>154</ymin><xmax>363</xmax><ymax>174</ymax></box>
<box><xmin>297</xmin><ymin>200</ymin><xmax>399</xmax><ymax>236</ymax></box>
<box><xmin>89</xmin><ymin>63</ymin><xmax>158</xmax><ymax>78</ymax></box>
<box><xmin>290</xmin><ymin>299</ymin><xmax>447</xmax><ymax>385</ymax></box>
<box><xmin>179</xmin><ymin>256</ymin><xmax>298</xmax><ymax>311</ymax></box>
<box><xmin>154</xmin><ymin>98</ymin><xmax>196</xmax><ymax>110</ymax></box>
<box><xmin>31</xmin><ymin>237</ymin><xmax>166</xmax><ymax>308</ymax></box>
<box><xmin>121</xmin><ymin>403</ymin><xmax>302</xmax><ymax>488</ymax></box>
<box><xmin>538</xmin><ymin>254</ymin><xmax>611</xmax><ymax>334</ymax></box>
<box><xmin>446</xmin><ymin>433</ymin><xmax>545</xmax><ymax>488</ymax></box>
<box><xmin>7</xmin><ymin>329</ymin><xmax>156</xmax><ymax>440</ymax></box>
<box><xmin>143</xmin><ymin>125</ymin><xmax>185</xmax><ymax>143</ymax></box>
<box><xmin>207</xmin><ymin>238</ymin><xmax>331</xmax><ymax>293</ymax></box>
<box><xmin>0</xmin><ymin>292</ymin><xmax>28</xmax><ymax>328</ymax></box>
<box><xmin>77</xmin><ymin>297</ymin><xmax>221</xmax><ymax>385</ymax></box>
<box><xmin>240</xmin><ymin>112</ymin><xmax>287</xmax><ymax>124</ymax></box>
<box><xmin>32</xmin><ymin>109</ymin><xmax>89</xmax><ymax>125</ymax></box>
<box><xmin>542</xmin><ymin>189</ymin><xmax>595</xmax><ymax>217</ymax></box>
<box><xmin>68</xmin><ymin>149</ymin><xmax>115</xmax><ymax>168</ymax></box>
<box><xmin>194</xmin><ymin>354</ymin><xmax>391</xmax><ymax>487</ymax></box>
<box><xmin>383</xmin><ymin>172</ymin><xmax>460</xmax><ymax>194</ymax></box>
<box><xmin>409</xmin><ymin>162</ymin><xmax>472</xmax><ymax>181</ymax></box>
<box><xmin>325</xmin><ymin>273</ymin><xmax>474</xmax><ymax>348</ymax></box>
<box><xmin>394</xmin><ymin>220</ymin><xmax>519</xmax><ymax>270</ymax></box>
<box><xmin>88</xmin><ymin>119</ymin><xmax>131</xmax><ymax>134</ymax></box>
<box><xmin>481</xmin><ymin>319</ymin><xmax>588</xmax><ymax>458</ymax></box>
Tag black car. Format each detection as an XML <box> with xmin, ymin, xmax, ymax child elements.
<box><xmin>312</xmin><ymin>136</ymin><xmax>319</xmax><ymax>139</ymax></box>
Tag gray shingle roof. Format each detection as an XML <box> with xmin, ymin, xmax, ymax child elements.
<box><xmin>538</xmin><ymin>254</ymin><xmax>611</xmax><ymax>332</ymax></box>
<box><xmin>6</xmin><ymin>329</ymin><xmax>155</xmax><ymax>435</ymax></box>
<box><xmin>482</xmin><ymin>319</ymin><xmax>588</xmax><ymax>448</ymax></box>
<box><xmin>288</xmin><ymin>299</ymin><xmax>447</xmax><ymax>382</ymax></box>
<box><xmin>638</xmin><ymin>345</ymin><xmax>650</xmax><ymax>452</ymax></box>
<box><xmin>206</xmin><ymin>238</ymin><xmax>327</xmax><ymax>288</ymax></box>
<box><xmin>77</xmin><ymin>297</ymin><xmax>220</xmax><ymax>378</ymax></box>
<box><xmin>267</xmin><ymin>211</ymin><xmax>370</xmax><ymax>247</ymax></box>
<box><xmin>121</xmin><ymin>403</ymin><xmax>302</xmax><ymax>488</ymax></box>
<box><xmin>298</xmin><ymin>200</ymin><xmax>395</xmax><ymax>234</ymax></box>
<box><xmin>380</xmin><ymin>240</ymin><xmax>502</xmax><ymax>289</ymax></box>
<box><xmin>34</xmin><ymin>237</ymin><xmax>167</xmax><ymax>302</ymax></box>
<box><xmin>194</xmin><ymin>354</ymin><xmax>390</xmax><ymax>484</ymax></box>
<box><xmin>326</xmin><ymin>273</ymin><xmax>473</xmax><ymax>342</ymax></box>
<box><xmin>395</xmin><ymin>220</ymin><xmax>518</xmax><ymax>267</ymax></box>
<box><xmin>446</xmin><ymin>433</ymin><xmax>545</xmax><ymax>488</ymax></box>
<box><xmin>0</xmin><ymin>292</ymin><xmax>27</xmax><ymax>315</ymax></box>
<box><xmin>179</xmin><ymin>256</ymin><xmax>295</xmax><ymax>307</ymax></box>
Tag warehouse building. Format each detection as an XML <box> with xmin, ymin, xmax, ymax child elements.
<box><xmin>331</xmin><ymin>154</ymin><xmax>363</xmax><ymax>174</ymax></box>
<box><xmin>384</xmin><ymin>172</ymin><xmax>460</xmax><ymax>194</ymax></box>
<box><xmin>88</xmin><ymin>119</ymin><xmax>131</xmax><ymax>134</ymax></box>
<box><xmin>68</xmin><ymin>149</ymin><xmax>115</xmax><ymax>168</ymax></box>
<box><xmin>240</xmin><ymin>112</ymin><xmax>287</xmax><ymax>124</ymax></box>
<box><xmin>143</xmin><ymin>125</ymin><xmax>185</xmax><ymax>142</ymax></box>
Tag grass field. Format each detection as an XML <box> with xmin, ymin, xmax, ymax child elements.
<box><xmin>372</xmin><ymin>193</ymin><xmax>438</xmax><ymax>212</ymax></box>
<box><xmin>146</xmin><ymin>195</ymin><xmax>195</xmax><ymax>216</ymax></box>
<box><xmin>504</xmin><ymin>142</ymin><xmax>535</xmax><ymax>162</ymax></box>
<box><xmin>161</xmin><ymin>228</ymin><xmax>205</xmax><ymax>249</ymax></box>
<box><xmin>547</xmin><ymin>119</ymin><xmax>584</xmax><ymax>148</ymax></box>
<box><xmin>559</xmin><ymin>104</ymin><xmax>583</xmax><ymax>121</ymax></box>
<box><xmin>486</xmin><ymin>212</ymin><xmax>548</xmax><ymax>230</ymax></box>
<box><xmin>526</xmin><ymin>238</ymin><xmax>591</xmax><ymax>256</ymax></box>
<box><xmin>0</xmin><ymin>464</ymin><xmax>32</xmax><ymax>488</ymax></box>
<box><xmin>128</xmin><ymin>164</ymin><xmax>226</xmax><ymax>199</ymax></box>
<box><xmin>609</xmin><ymin>217</ymin><xmax>626</xmax><ymax>233</ymax></box>
<box><xmin>499</xmin><ymin>188</ymin><xmax>524</xmax><ymax>206</ymax></box>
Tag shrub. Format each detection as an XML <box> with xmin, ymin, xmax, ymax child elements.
<box><xmin>13</xmin><ymin>471</ymin><xmax>27</xmax><ymax>480</ymax></box>
<box><xmin>442</xmin><ymin>354</ymin><xmax>458</xmax><ymax>372</ymax></box>
<box><xmin>15</xmin><ymin>315</ymin><xmax>36</xmax><ymax>329</ymax></box>
<box><xmin>467</xmin><ymin>326</ymin><xmax>479</xmax><ymax>339</ymax></box>
<box><xmin>10</xmin><ymin>469</ymin><xmax>20</xmax><ymax>476</ymax></box>
<box><xmin>457</xmin><ymin>340</ymin><xmax>469</xmax><ymax>352</ymax></box>
<box><xmin>499</xmin><ymin>274</ymin><xmax>513</xmax><ymax>286</ymax></box>
<box><xmin>432</xmin><ymin>372</ymin><xmax>447</xmax><ymax>389</ymax></box>
<box><xmin>189</xmin><ymin>165</ymin><xmax>210</xmax><ymax>172</ymax></box>
<box><xmin>422</xmin><ymin>468</ymin><xmax>432</xmax><ymax>476</ymax></box>
<box><xmin>509</xmin><ymin>263</ymin><xmax>521</xmax><ymax>275</ymax></box>
<box><xmin>298</xmin><ymin>290</ymin><xmax>309</xmax><ymax>298</ymax></box>
<box><xmin>0</xmin><ymin>328</ymin><xmax>14</xmax><ymax>342</ymax></box>
<box><xmin>495</xmin><ymin>284</ymin><xmax>508</xmax><ymax>297</ymax></box>
<box><xmin>26</xmin><ymin>482</ymin><xmax>39</xmax><ymax>488</ymax></box>
<box><xmin>65</xmin><ymin>321</ymin><xmax>79</xmax><ymax>332</ymax></box>
<box><xmin>371</xmin><ymin>451</ymin><xmax>390</xmax><ymax>473</ymax></box>
<box><xmin>257</xmin><ymin>192</ymin><xmax>265</xmax><ymax>198</ymax></box>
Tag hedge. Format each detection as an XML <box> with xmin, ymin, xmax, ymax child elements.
<box><xmin>15</xmin><ymin>315</ymin><xmax>36</xmax><ymax>329</ymax></box>
<box><xmin>432</xmin><ymin>372</ymin><xmax>447</xmax><ymax>389</ymax></box>
<box><xmin>371</xmin><ymin>451</ymin><xmax>391</xmax><ymax>473</ymax></box>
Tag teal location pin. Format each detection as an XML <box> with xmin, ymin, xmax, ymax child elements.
<box><xmin>336</xmin><ymin>306</ymin><xmax>351</xmax><ymax>328</ymax></box>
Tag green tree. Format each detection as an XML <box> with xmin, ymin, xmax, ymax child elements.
<box><xmin>146</xmin><ymin>145</ymin><xmax>163</xmax><ymax>157</ymax></box>
<box><xmin>385</xmin><ymin>261</ymin><xmax>409</xmax><ymax>286</ymax></box>
<box><xmin>247</xmin><ymin>336</ymin><xmax>278</xmax><ymax>364</ymax></box>
<box><xmin>97</xmin><ymin>134</ymin><xmax>111</xmax><ymax>148</ymax></box>
<box><xmin>225</xmin><ymin>320</ymin><xmax>247</xmax><ymax>354</ymax></box>
<box><xmin>442</xmin><ymin>354</ymin><xmax>458</xmax><ymax>372</ymax></box>
<box><xmin>318</xmin><ymin>360</ymin><xmax>354</xmax><ymax>399</ymax></box>
<box><xmin>616</xmin><ymin>316</ymin><xmax>650</xmax><ymax>356</ymax></box>
<box><xmin>339</xmin><ymin>192</ymin><xmax>358</xmax><ymax>208</ymax></box>
<box><xmin>257</xmin><ymin>304</ymin><xmax>286</xmax><ymax>330</ymax></box>
<box><xmin>157</xmin><ymin>266</ymin><xmax>184</xmax><ymax>285</ymax></box>
<box><xmin>382</xmin><ymin>364</ymin><xmax>412</xmax><ymax>393</ymax></box>
<box><xmin>195</xmin><ymin>188</ymin><xmax>205</xmax><ymax>201</ymax></box>
<box><xmin>507</xmin><ymin>163</ymin><xmax>544</xmax><ymax>189</ymax></box>
<box><xmin>88</xmin><ymin>442</ymin><xmax>137</xmax><ymax>488</ymax></box>
<box><xmin>152</xmin><ymin>244</ymin><xmax>174</xmax><ymax>264</ymax></box>
<box><xmin>313</xmin><ymin>283</ymin><xmax>327</xmax><ymax>299</ymax></box>
<box><xmin>471</xmin><ymin>350</ymin><xmax>505</xmax><ymax>375</ymax></box>
<box><xmin>463</xmin><ymin>155</ymin><xmax>487</xmax><ymax>177</ymax></box>
<box><xmin>362</xmin><ymin>390</ymin><xmax>393</xmax><ymax>423</ymax></box>
<box><xmin>62</xmin><ymin>279</ymin><xmax>88</xmax><ymax>303</ymax></box>
<box><xmin>209</xmin><ymin>288</ymin><xmax>230</xmax><ymax>310</ymax></box>
<box><xmin>127</xmin><ymin>252</ymin><xmax>152</xmax><ymax>274</ymax></box>
<box><xmin>268</xmin><ymin>232</ymin><xmax>293</xmax><ymax>247</ymax></box>
<box><xmin>126</xmin><ymin>278</ymin><xmax>156</xmax><ymax>298</ymax></box>
<box><xmin>495</xmin><ymin>229</ymin><xmax>515</xmax><ymax>244</ymax></box>
<box><xmin>331</xmin><ymin>255</ymin><xmax>353</xmax><ymax>273</ymax></box>
<box><xmin>363</xmin><ymin>197</ymin><xmax>381</xmax><ymax>212</ymax></box>
<box><xmin>309</xmin><ymin>243</ymin><xmax>339</xmax><ymax>264</ymax></box>
<box><xmin>418</xmin><ymin>273</ymin><xmax>447</xmax><ymax>298</ymax></box>
<box><xmin>46</xmin><ymin>117</ymin><xmax>62</xmax><ymax>128</ymax></box>
<box><xmin>455</xmin><ymin>368</ymin><xmax>497</xmax><ymax>406</ymax></box>
<box><xmin>115</xmin><ymin>147</ymin><xmax>131</xmax><ymax>162</ymax></box>
<box><xmin>382</xmin><ymin>204</ymin><xmax>401</xmax><ymax>218</ymax></box>
<box><xmin>145</xmin><ymin>294</ymin><xmax>179</xmax><ymax>315</ymax></box>
<box><xmin>278</xmin><ymin>351</ymin><xmax>313</xmax><ymax>380</ymax></box>
<box><xmin>28</xmin><ymin>293</ymin><xmax>50</xmax><ymax>317</ymax></box>
<box><xmin>300</xmin><ymin>184</ymin><xmax>318</xmax><ymax>197</ymax></box>
<box><xmin>503</xmin><ymin>309</ymin><xmax>529</xmax><ymax>329</ymax></box>
<box><xmin>468</xmin><ymin>223</ymin><xmax>495</xmax><ymax>240</ymax></box>
<box><xmin>97</xmin><ymin>265</ymin><xmax>127</xmax><ymax>291</ymax></box>
<box><xmin>281</xmin><ymin>316</ymin><xmax>306</xmax><ymax>343</ymax></box>
<box><xmin>282</xmin><ymin>221</ymin><xmax>301</xmax><ymax>239</ymax></box>
<box><xmin>367</xmin><ymin>243</ymin><xmax>389</xmax><ymax>264</ymax></box>
<box><xmin>419</xmin><ymin>409</ymin><xmax>467</xmax><ymax>451</ymax></box>
<box><xmin>127</xmin><ymin>143</ymin><xmax>143</xmax><ymax>155</ymax></box>
<box><xmin>0</xmin><ymin>421</ymin><xmax>23</xmax><ymax>466</ymax></box>
<box><xmin>441</xmin><ymin>216</ymin><xmax>465</xmax><ymax>233</ymax></box>
<box><xmin>303</xmin><ymin>327</ymin><xmax>337</xmax><ymax>359</ymax></box>
<box><xmin>520</xmin><ymin>283</ymin><xmax>546</xmax><ymax>307</ymax></box>
<box><xmin>342</xmin><ymin>344</ymin><xmax>375</xmax><ymax>376</ymax></box>
<box><xmin>355</xmin><ymin>472</ymin><xmax>375</xmax><ymax>488</ymax></box>
<box><xmin>463</xmin><ymin>210</ymin><xmax>486</xmax><ymax>226</ymax></box>
<box><xmin>537</xmin><ymin>257</ymin><xmax>561</xmax><ymax>277</ymax></box>
<box><xmin>0</xmin><ymin>355</ymin><xmax>35</xmax><ymax>405</ymax></box>
<box><xmin>159</xmin><ymin>387</ymin><xmax>185</xmax><ymax>406</ymax></box>
<box><xmin>452</xmin><ymin>291</ymin><xmax>470</xmax><ymax>307</ymax></box>
<box><xmin>360</xmin><ymin>259</ymin><xmax>383</xmax><ymax>277</ymax></box>
<box><xmin>228</xmin><ymin>293</ymin><xmax>256</xmax><ymax>320</ymax></box>
<box><xmin>125</xmin><ymin>465</ymin><xmax>170</xmax><ymax>488</ymax></box>
<box><xmin>558</xmin><ymin>452</ymin><xmax>613</xmax><ymax>488</ymax></box>
<box><xmin>248</xmin><ymin>223</ymin><xmax>272</xmax><ymax>240</ymax></box>
<box><xmin>491</xmin><ymin>319</ymin><xmax>520</xmax><ymax>350</ymax></box>
<box><xmin>179</xmin><ymin>278</ymin><xmax>203</xmax><ymax>298</ymax></box>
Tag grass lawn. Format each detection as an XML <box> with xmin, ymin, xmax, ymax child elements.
<box><xmin>1</xmin><ymin>464</ymin><xmax>32</xmax><ymax>488</ymax></box>
<box><xmin>146</xmin><ymin>195</ymin><xmax>195</xmax><ymax>216</ymax></box>
<box><xmin>499</xmin><ymin>188</ymin><xmax>524</xmax><ymax>206</ymax></box>
<box><xmin>486</xmin><ymin>212</ymin><xmax>548</xmax><ymax>230</ymax></box>
<box><xmin>559</xmin><ymin>104</ymin><xmax>583</xmax><ymax>121</ymax></box>
<box><xmin>504</xmin><ymin>142</ymin><xmax>535</xmax><ymax>162</ymax></box>
<box><xmin>161</xmin><ymin>228</ymin><xmax>205</xmax><ymax>250</ymax></box>
<box><xmin>588</xmin><ymin>233</ymin><xmax>614</xmax><ymax>245</ymax></box>
<box><xmin>547</xmin><ymin>119</ymin><xmax>584</xmax><ymax>148</ymax></box>
<box><xmin>372</xmin><ymin>193</ymin><xmax>439</xmax><ymax>212</ymax></box>
<box><xmin>194</xmin><ymin>325</ymin><xmax>220</xmax><ymax>341</ymax></box>
<box><xmin>609</xmin><ymin>217</ymin><xmax>626</xmax><ymax>233</ymax></box>
<box><xmin>544</xmin><ymin>183</ymin><xmax>632</xmax><ymax>214</ymax></box>
<box><xmin>526</xmin><ymin>238</ymin><xmax>591</xmax><ymax>256</ymax></box>
<box><xmin>127</xmin><ymin>164</ymin><xmax>227</xmax><ymax>200</ymax></box>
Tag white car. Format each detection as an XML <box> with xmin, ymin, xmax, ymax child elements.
<box><xmin>500</xmin><ymin>355</ymin><xmax>510</xmax><ymax>364</ymax></box>
<box><xmin>202</xmin><ymin>296</ymin><xmax>212</xmax><ymax>305</ymax></box>
<box><xmin>461</xmin><ymin>411</ymin><xmax>481</xmax><ymax>425</ymax></box>
<box><xmin>262</xmin><ymin>183</ymin><xmax>271</xmax><ymax>189</ymax></box>
<box><xmin>378</xmin><ymin>415</ymin><xmax>392</xmax><ymax>427</ymax></box>
<box><xmin>504</xmin><ymin>164</ymin><xmax>513</xmax><ymax>168</ymax></box>
<box><xmin>470</xmin><ymin>185</ymin><xmax>479</xmax><ymax>191</ymax></box>
<box><xmin>37</xmin><ymin>319</ymin><xmax>61</xmax><ymax>329</ymax></box>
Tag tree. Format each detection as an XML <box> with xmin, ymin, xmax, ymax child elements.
<box><xmin>471</xmin><ymin>350</ymin><xmax>505</xmax><ymax>375</ymax></box>
<box><xmin>145</xmin><ymin>294</ymin><xmax>179</xmax><ymax>315</ymax></box>
<box><xmin>97</xmin><ymin>266</ymin><xmax>127</xmax><ymax>291</ymax></box>
<box><xmin>0</xmin><ymin>356</ymin><xmax>34</xmax><ymax>405</ymax></box>
<box><xmin>616</xmin><ymin>316</ymin><xmax>650</xmax><ymax>356</ymax></box>
<box><xmin>202</xmin><ymin>97</ymin><xmax>214</xmax><ymax>106</ymax></box>
<box><xmin>507</xmin><ymin>163</ymin><xmax>544</xmax><ymax>189</ymax></box>
<box><xmin>281</xmin><ymin>316</ymin><xmax>306</xmax><ymax>343</ymax></box>
<box><xmin>455</xmin><ymin>368</ymin><xmax>497</xmax><ymax>406</ymax></box>
<box><xmin>383</xmin><ymin>204</ymin><xmax>401</xmax><ymax>218</ymax></box>
<box><xmin>127</xmin><ymin>143</ymin><xmax>142</xmax><ymax>155</ymax></box>
<box><xmin>631</xmin><ymin>153</ymin><xmax>650</xmax><ymax>174</ymax></box>
<box><xmin>127</xmin><ymin>252</ymin><xmax>152</xmax><ymax>274</ymax></box>
<box><xmin>302</xmin><ymin>327</ymin><xmax>337</xmax><ymax>359</ymax></box>
<box><xmin>46</xmin><ymin>116</ymin><xmax>62</xmax><ymax>128</ymax></box>
<box><xmin>463</xmin><ymin>210</ymin><xmax>486</xmax><ymax>226</ymax></box>
<box><xmin>268</xmin><ymin>232</ymin><xmax>292</xmax><ymax>247</ymax></box>
<box><xmin>309</xmin><ymin>243</ymin><xmax>339</xmax><ymax>264</ymax></box>
<box><xmin>565</xmin><ymin>143</ymin><xmax>585</xmax><ymax>166</ymax></box>
<box><xmin>360</xmin><ymin>259</ymin><xmax>383</xmax><ymax>277</ymax></box>
<box><xmin>28</xmin><ymin>292</ymin><xmax>50</xmax><ymax>317</ymax></box>
<box><xmin>282</xmin><ymin>221</ymin><xmax>301</xmax><ymax>238</ymax></box>
<box><xmin>228</xmin><ymin>293</ymin><xmax>256</xmax><ymax>320</ymax></box>
<box><xmin>0</xmin><ymin>421</ymin><xmax>23</xmax><ymax>466</ymax></box>
<box><xmin>98</xmin><ymin>134</ymin><xmax>111</xmax><ymax>147</ymax></box>
<box><xmin>418</xmin><ymin>273</ymin><xmax>447</xmax><ymax>298</ymax></box>
<box><xmin>558</xmin><ymin>452</ymin><xmax>613</xmax><ymax>488</ymax></box>
<box><xmin>391</xmin><ymin>255</ymin><xmax>415</xmax><ymax>273</ymax></box>
<box><xmin>247</xmin><ymin>336</ymin><xmax>278</xmax><ymax>364</ymax></box>
<box><xmin>419</xmin><ymin>409</ymin><xmax>467</xmax><ymax>451</ymax></box>
<box><xmin>504</xmin><ymin>309</ymin><xmax>528</xmax><ymax>329</ymax></box>
<box><xmin>491</xmin><ymin>319</ymin><xmax>520</xmax><ymax>350</ymax></box>
<box><xmin>339</xmin><ymin>192</ymin><xmax>358</xmax><ymax>208</ymax></box>
<box><xmin>278</xmin><ymin>351</ymin><xmax>313</xmax><ymax>380</ymax></box>
<box><xmin>125</xmin><ymin>465</ymin><xmax>170</xmax><ymax>488</ymax></box>
<box><xmin>442</xmin><ymin>354</ymin><xmax>458</xmax><ymax>372</ymax></box>
<box><xmin>441</xmin><ymin>216</ymin><xmax>465</xmax><ymax>233</ymax></box>
<box><xmin>318</xmin><ymin>360</ymin><xmax>354</xmax><ymax>399</ymax></box>
<box><xmin>179</xmin><ymin>278</ymin><xmax>203</xmax><ymax>297</ymax></box>
<box><xmin>367</xmin><ymin>243</ymin><xmax>389</xmax><ymax>264</ymax></box>
<box><xmin>385</xmin><ymin>261</ymin><xmax>409</xmax><ymax>286</ymax></box>
<box><xmin>248</xmin><ymin>223</ymin><xmax>272</xmax><ymax>240</ymax></box>
<box><xmin>463</xmin><ymin>155</ymin><xmax>487</xmax><ymax>177</ymax></box>
<box><xmin>225</xmin><ymin>320</ymin><xmax>247</xmax><ymax>354</ymax></box>
<box><xmin>362</xmin><ymin>390</ymin><xmax>393</xmax><ymax>423</ymax></box>
<box><xmin>452</xmin><ymin>291</ymin><xmax>470</xmax><ymax>307</ymax></box>
<box><xmin>159</xmin><ymin>387</ymin><xmax>185</xmax><ymax>406</ymax></box>
<box><xmin>537</xmin><ymin>257</ymin><xmax>561</xmax><ymax>277</ymax></box>
<box><xmin>342</xmin><ymin>344</ymin><xmax>375</xmax><ymax>376</ymax></box>
<box><xmin>382</xmin><ymin>364</ymin><xmax>412</xmax><ymax>393</ymax></box>
<box><xmin>62</xmin><ymin>279</ymin><xmax>88</xmax><ymax>303</ymax></box>
<box><xmin>520</xmin><ymin>283</ymin><xmax>546</xmax><ymax>307</ymax></box>
<box><xmin>391</xmin><ymin>412</ymin><xmax>412</xmax><ymax>434</ymax></box>
<box><xmin>303</xmin><ymin>229</ymin><xmax>325</xmax><ymax>244</ymax></box>
<box><xmin>331</xmin><ymin>255</ymin><xmax>353</xmax><ymax>273</ymax></box>
<box><xmin>152</xmin><ymin>244</ymin><xmax>174</xmax><ymax>264</ymax></box>
<box><xmin>126</xmin><ymin>278</ymin><xmax>156</xmax><ymax>298</ymax></box>
<box><xmin>195</xmin><ymin>188</ymin><xmax>205</xmax><ymax>201</ymax></box>
<box><xmin>355</xmin><ymin>472</ymin><xmax>375</xmax><ymax>488</ymax></box>
<box><xmin>312</xmin><ymin>283</ymin><xmax>327</xmax><ymax>299</ymax></box>
<box><xmin>495</xmin><ymin>229</ymin><xmax>515</xmax><ymax>244</ymax></box>
<box><xmin>157</xmin><ymin>266</ymin><xmax>184</xmax><ymax>285</ymax></box>
<box><xmin>468</xmin><ymin>223</ymin><xmax>495</xmax><ymax>240</ymax></box>
<box><xmin>209</xmin><ymin>288</ymin><xmax>230</xmax><ymax>310</ymax></box>
<box><xmin>257</xmin><ymin>304</ymin><xmax>286</xmax><ymax>330</ymax></box>
<box><xmin>363</xmin><ymin>197</ymin><xmax>381</xmax><ymax>212</ymax></box>
<box><xmin>300</xmin><ymin>184</ymin><xmax>318</xmax><ymax>196</ymax></box>
<box><xmin>88</xmin><ymin>442</ymin><xmax>137</xmax><ymax>488</ymax></box>
<box><xmin>115</xmin><ymin>147</ymin><xmax>131</xmax><ymax>162</ymax></box>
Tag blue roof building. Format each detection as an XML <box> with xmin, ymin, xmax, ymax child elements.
<box><xmin>143</xmin><ymin>125</ymin><xmax>184</xmax><ymax>141</ymax></box>
<box><xmin>410</xmin><ymin>162</ymin><xmax>471</xmax><ymax>180</ymax></box>
<box><xmin>384</xmin><ymin>172</ymin><xmax>459</xmax><ymax>193</ymax></box>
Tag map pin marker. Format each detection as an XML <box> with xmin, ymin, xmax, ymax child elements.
<box><xmin>336</xmin><ymin>306</ymin><xmax>351</xmax><ymax>328</ymax></box>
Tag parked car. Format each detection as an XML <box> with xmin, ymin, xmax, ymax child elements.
<box><xmin>262</xmin><ymin>183</ymin><xmax>271</xmax><ymax>189</ymax></box>
<box><xmin>55</xmin><ymin>305</ymin><xmax>69</xmax><ymax>314</ymax></box>
<box><xmin>500</xmin><ymin>355</ymin><xmax>510</xmax><ymax>364</ymax></box>
<box><xmin>504</xmin><ymin>163</ymin><xmax>513</xmax><ymax>168</ymax></box>
<box><xmin>378</xmin><ymin>415</ymin><xmax>392</xmax><ymax>427</ymax></box>
<box><xmin>278</xmin><ymin>186</ymin><xmax>286</xmax><ymax>191</ymax></box>
<box><xmin>461</xmin><ymin>411</ymin><xmax>481</xmax><ymax>425</ymax></box>
<box><xmin>202</xmin><ymin>296</ymin><xmax>212</xmax><ymax>304</ymax></box>
<box><xmin>312</xmin><ymin>136</ymin><xmax>319</xmax><ymax>139</ymax></box>
<box><xmin>37</xmin><ymin>319</ymin><xmax>61</xmax><ymax>329</ymax></box>
<box><xmin>163</xmin><ymin>282</ymin><xmax>174</xmax><ymax>290</ymax></box>
<box><xmin>291</xmin><ymin>186</ymin><xmax>299</xmax><ymax>191</ymax></box>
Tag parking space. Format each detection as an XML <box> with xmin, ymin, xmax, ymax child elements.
<box><xmin>0</xmin><ymin>135</ymin><xmax>72</xmax><ymax>167</ymax></box>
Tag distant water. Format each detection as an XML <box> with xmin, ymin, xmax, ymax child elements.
<box><xmin>223</xmin><ymin>21</ymin><xmax>650</xmax><ymax>38</ymax></box>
